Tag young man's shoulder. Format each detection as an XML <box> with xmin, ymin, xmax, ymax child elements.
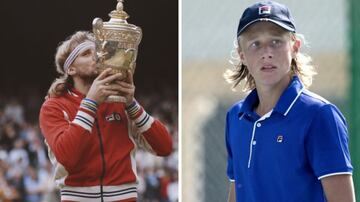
<box><xmin>298</xmin><ymin>89</ymin><xmax>344</xmax><ymax>118</ymax></box>
<box><xmin>299</xmin><ymin>89</ymin><xmax>332</xmax><ymax>107</ymax></box>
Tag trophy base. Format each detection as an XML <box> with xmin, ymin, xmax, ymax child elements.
<box><xmin>105</xmin><ymin>95</ymin><xmax>127</xmax><ymax>103</ymax></box>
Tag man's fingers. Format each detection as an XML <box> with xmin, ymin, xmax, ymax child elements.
<box><xmin>126</xmin><ymin>70</ymin><xmax>134</xmax><ymax>85</ymax></box>
<box><xmin>103</xmin><ymin>90</ymin><xmax>120</xmax><ymax>96</ymax></box>
<box><xmin>100</xmin><ymin>72</ymin><xmax>123</xmax><ymax>84</ymax></box>
<box><xmin>100</xmin><ymin>86</ymin><xmax>120</xmax><ymax>95</ymax></box>
<box><xmin>114</xmin><ymin>80</ymin><xmax>133</xmax><ymax>88</ymax></box>
<box><xmin>117</xmin><ymin>85</ymin><xmax>134</xmax><ymax>94</ymax></box>
<box><xmin>96</xmin><ymin>68</ymin><xmax>113</xmax><ymax>80</ymax></box>
<box><xmin>105</xmin><ymin>83</ymin><xmax>134</xmax><ymax>92</ymax></box>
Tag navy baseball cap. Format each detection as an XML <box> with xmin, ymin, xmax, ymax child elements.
<box><xmin>237</xmin><ymin>1</ymin><xmax>296</xmax><ymax>37</ymax></box>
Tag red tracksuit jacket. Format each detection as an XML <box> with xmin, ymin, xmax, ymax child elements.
<box><xmin>39</xmin><ymin>88</ymin><xmax>172</xmax><ymax>202</ymax></box>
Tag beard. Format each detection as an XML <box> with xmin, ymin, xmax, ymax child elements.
<box><xmin>77</xmin><ymin>69</ymin><xmax>99</xmax><ymax>85</ymax></box>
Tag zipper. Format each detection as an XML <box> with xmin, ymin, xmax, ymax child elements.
<box><xmin>95</xmin><ymin>119</ymin><xmax>106</xmax><ymax>202</ymax></box>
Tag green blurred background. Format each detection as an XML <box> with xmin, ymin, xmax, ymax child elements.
<box><xmin>182</xmin><ymin>0</ymin><xmax>360</xmax><ymax>201</ymax></box>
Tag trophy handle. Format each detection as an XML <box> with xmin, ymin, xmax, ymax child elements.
<box><xmin>92</xmin><ymin>18</ymin><xmax>104</xmax><ymax>41</ymax></box>
<box><xmin>92</xmin><ymin>18</ymin><xmax>107</xmax><ymax>65</ymax></box>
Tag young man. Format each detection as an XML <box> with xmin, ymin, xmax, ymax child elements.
<box><xmin>224</xmin><ymin>1</ymin><xmax>355</xmax><ymax>201</ymax></box>
<box><xmin>39</xmin><ymin>31</ymin><xmax>173</xmax><ymax>202</ymax></box>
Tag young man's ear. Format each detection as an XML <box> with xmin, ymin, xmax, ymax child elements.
<box><xmin>238</xmin><ymin>47</ymin><xmax>247</xmax><ymax>66</ymax></box>
<box><xmin>291</xmin><ymin>38</ymin><xmax>301</xmax><ymax>58</ymax></box>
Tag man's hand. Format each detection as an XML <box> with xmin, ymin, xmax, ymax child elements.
<box><xmin>86</xmin><ymin>68</ymin><xmax>124</xmax><ymax>104</ymax></box>
<box><xmin>114</xmin><ymin>70</ymin><xmax>135</xmax><ymax>106</ymax></box>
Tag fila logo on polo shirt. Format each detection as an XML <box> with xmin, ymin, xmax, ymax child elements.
<box><xmin>277</xmin><ymin>135</ymin><xmax>284</xmax><ymax>143</ymax></box>
<box><xmin>105</xmin><ymin>112</ymin><xmax>121</xmax><ymax>122</ymax></box>
<box><xmin>259</xmin><ymin>6</ymin><xmax>271</xmax><ymax>15</ymax></box>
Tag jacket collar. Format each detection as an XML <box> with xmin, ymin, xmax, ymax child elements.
<box><xmin>65</xmin><ymin>88</ymin><xmax>85</xmax><ymax>103</ymax></box>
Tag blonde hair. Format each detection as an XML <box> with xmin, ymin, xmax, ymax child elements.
<box><xmin>47</xmin><ymin>31</ymin><xmax>95</xmax><ymax>98</ymax></box>
<box><xmin>224</xmin><ymin>33</ymin><xmax>317</xmax><ymax>92</ymax></box>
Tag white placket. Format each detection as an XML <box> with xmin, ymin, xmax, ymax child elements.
<box><xmin>247</xmin><ymin>110</ymin><xmax>273</xmax><ymax>168</ymax></box>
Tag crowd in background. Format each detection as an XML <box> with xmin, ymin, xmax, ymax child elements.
<box><xmin>0</xmin><ymin>89</ymin><xmax>178</xmax><ymax>202</ymax></box>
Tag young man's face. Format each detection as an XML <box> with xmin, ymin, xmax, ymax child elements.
<box><xmin>70</xmin><ymin>47</ymin><xmax>98</xmax><ymax>81</ymax></box>
<box><xmin>238</xmin><ymin>22</ymin><xmax>300</xmax><ymax>89</ymax></box>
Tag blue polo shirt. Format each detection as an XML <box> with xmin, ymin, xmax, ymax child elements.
<box><xmin>225</xmin><ymin>76</ymin><xmax>353</xmax><ymax>202</ymax></box>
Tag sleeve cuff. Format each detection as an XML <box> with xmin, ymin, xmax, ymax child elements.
<box><xmin>72</xmin><ymin>98</ymin><xmax>98</xmax><ymax>132</ymax></box>
<box><xmin>126</xmin><ymin>100</ymin><xmax>154</xmax><ymax>133</ymax></box>
<box><xmin>318</xmin><ymin>171</ymin><xmax>353</xmax><ymax>180</ymax></box>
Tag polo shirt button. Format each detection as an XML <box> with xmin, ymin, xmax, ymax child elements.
<box><xmin>252</xmin><ymin>141</ymin><xmax>256</xmax><ymax>145</ymax></box>
<box><xmin>256</xmin><ymin>123</ymin><xmax>261</xmax><ymax>127</ymax></box>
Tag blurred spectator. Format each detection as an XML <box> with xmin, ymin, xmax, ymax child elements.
<box><xmin>0</xmin><ymin>159</ymin><xmax>21</xmax><ymax>201</ymax></box>
<box><xmin>143</xmin><ymin>167</ymin><xmax>161</xmax><ymax>202</ymax></box>
<box><xmin>0</xmin><ymin>121</ymin><xmax>19</xmax><ymax>152</ymax></box>
<box><xmin>165</xmin><ymin>150</ymin><xmax>178</xmax><ymax>171</ymax></box>
<box><xmin>8</xmin><ymin>139</ymin><xmax>29</xmax><ymax>171</ymax></box>
<box><xmin>167</xmin><ymin>171</ymin><xmax>178</xmax><ymax>202</ymax></box>
<box><xmin>23</xmin><ymin>165</ymin><xmax>48</xmax><ymax>202</ymax></box>
<box><xmin>159</xmin><ymin>168</ymin><xmax>171</xmax><ymax>202</ymax></box>
<box><xmin>4</xmin><ymin>99</ymin><xmax>25</xmax><ymax>126</ymax></box>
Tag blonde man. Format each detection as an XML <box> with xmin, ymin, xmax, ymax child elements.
<box><xmin>224</xmin><ymin>1</ymin><xmax>355</xmax><ymax>201</ymax></box>
<box><xmin>39</xmin><ymin>31</ymin><xmax>172</xmax><ymax>202</ymax></box>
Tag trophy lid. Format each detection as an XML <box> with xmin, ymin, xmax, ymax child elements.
<box><xmin>92</xmin><ymin>0</ymin><xmax>142</xmax><ymax>78</ymax></box>
<box><xmin>102</xmin><ymin>0</ymin><xmax>141</xmax><ymax>34</ymax></box>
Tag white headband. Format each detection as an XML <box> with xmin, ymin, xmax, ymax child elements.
<box><xmin>63</xmin><ymin>41</ymin><xmax>95</xmax><ymax>72</ymax></box>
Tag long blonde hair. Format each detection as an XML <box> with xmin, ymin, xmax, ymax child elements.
<box><xmin>47</xmin><ymin>31</ymin><xmax>95</xmax><ymax>98</ymax></box>
<box><xmin>224</xmin><ymin>33</ymin><xmax>317</xmax><ymax>92</ymax></box>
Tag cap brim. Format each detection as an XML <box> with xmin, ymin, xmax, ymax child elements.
<box><xmin>238</xmin><ymin>18</ymin><xmax>295</xmax><ymax>36</ymax></box>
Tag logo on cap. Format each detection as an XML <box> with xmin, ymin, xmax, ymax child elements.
<box><xmin>259</xmin><ymin>6</ymin><xmax>271</xmax><ymax>15</ymax></box>
<box><xmin>276</xmin><ymin>135</ymin><xmax>283</xmax><ymax>143</ymax></box>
